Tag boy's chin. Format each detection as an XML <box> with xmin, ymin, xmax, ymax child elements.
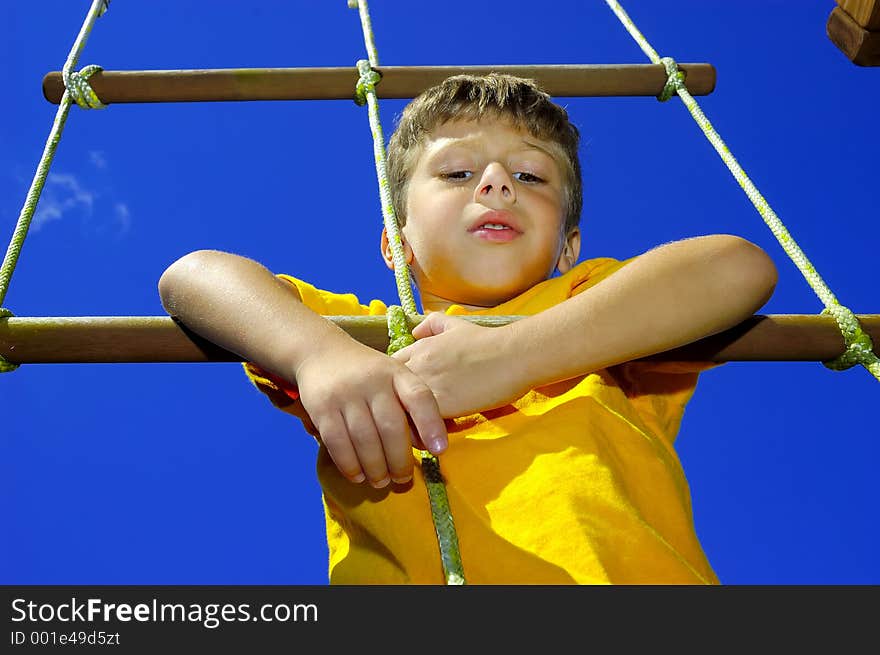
<box><xmin>415</xmin><ymin>261</ymin><xmax>556</xmax><ymax>308</ymax></box>
<box><xmin>449</xmin><ymin>276</ymin><xmax>543</xmax><ymax>308</ymax></box>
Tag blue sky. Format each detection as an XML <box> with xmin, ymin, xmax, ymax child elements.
<box><xmin>2</xmin><ymin>1</ymin><xmax>877</xmax><ymax>585</ymax></box>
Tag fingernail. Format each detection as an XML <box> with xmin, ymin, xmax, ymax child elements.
<box><xmin>351</xmin><ymin>472</ymin><xmax>366</xmax><ymax>483</ymax></box>
<box><xmin>429</xmin><ymin>437</ymin><xmax>447</xmax><ymax>454</ymax></box>
<box><xmin>392</xmin><ymin>475</ymin><xmax>412</xmax><ymax>485</ymax></box>
<box><xmin>371</xmin><ymin>477</ymin><xmax>391</xmax><ymax>489</ymax></box>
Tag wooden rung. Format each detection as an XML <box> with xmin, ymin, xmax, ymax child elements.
<box><xmin>41</xmin><ymin>64</ymin><xmax>717</xmax><ymax>104</ymax></box>
<box><xmin>837</xmin><ymin>0</ymin><xmax>880</xmax><ymax>30</ymax></box>
<box><xmin>1</xmin><ymin>314</ymin><xmax>878</xmax><ymax>365</ymax></box>
<box><xmin>827</xmin><ymin>6</ymin><xmax>880</xmax><ymax>66</ymax></box>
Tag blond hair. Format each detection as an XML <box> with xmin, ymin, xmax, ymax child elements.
<box><xmin>386</xmin><ymin>73</ymin><xmax>582</xmax><ymax>234</ymax></box>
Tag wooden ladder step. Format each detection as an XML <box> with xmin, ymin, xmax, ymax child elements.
<box><xmin>2</xmin><ymin>314</ymin><xmax>878</xmax><ymax>364</ymax></box>
<box><xmin>42</xmin><ymin>64</ymin><xmax>717</xmax><ymax>104</ymax></box>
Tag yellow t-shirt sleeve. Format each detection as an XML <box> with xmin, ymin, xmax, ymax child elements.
<box><xmin>569</xmin><ymin>256</ymin><xmax>633</xmax><ymax>296</ymax></box>
<box><xmin>274</xmin><ymin>274</ymin><xmax>389</xmax><ymax>317</ymax></box>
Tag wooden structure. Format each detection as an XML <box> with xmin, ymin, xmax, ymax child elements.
<box><xmin>2</xmin><ymin>314</ymin><xmax>878</xmax><ymax>365</ymax></box>
<box><xmin>5</xmin><ymin>15</ymin><xmax>871</xmax><ymax>372</ymax></box>
<box><xmin>827</xmin><ymin>0</ymin><xmax>880</xmax><ymax>65</ymax></box>
<box><xmin>42</xmin><ymin>64</ymin><xmax>716</xmax><ymax>104</ymax></box>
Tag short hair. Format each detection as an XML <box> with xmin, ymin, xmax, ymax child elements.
<box><xmin>386</xmin><ymin>73</ymin><xmax>582</xmax><ymax>235</ymax></box>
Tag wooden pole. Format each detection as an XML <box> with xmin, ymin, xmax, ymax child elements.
<box><xmin>827</xmin><ymin>5</ymin><xmax>880</xmax><ymax>66</ymax></box>
<box><xmin>1</xmin><ymin>314</ymin><xmax>878</xmax><ymax>365</ymax></box>
<box><xmin>41</xmin><ymin>64</ymin><xmax>717</xmax><ymax>104</ymax></box>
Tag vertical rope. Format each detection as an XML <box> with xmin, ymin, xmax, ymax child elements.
<box><xmin>0</xmin><ymin>0</ymin><xmax>109</xmax><ymax>309</ymax></box>
<box><xmin>604</xmin><ymin>0</ymin><xmax>879</xmax><ymax>381</ymax></box>
<box><xmin>349</xmin><ymin>0</ymin><xmax>466</xmax><ymax>584</ymax></box>
<box><xmin>354</xmin><ymin>60</ymin><xmax>418</xmax><ymax>315</ymax></box>
<box><xmin>385</xmin><ymin>306</ymin><xmax>466</xmax><ymax>585</ymax></box>
<box><xmin>347</xmin><ymin>0</ymin><xmax>380</xmax><ymax>68</ymax></box>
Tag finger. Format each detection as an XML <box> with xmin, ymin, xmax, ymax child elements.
<box><xmin>369</xmin><ymin>393</ymin><xmax>416</xmax><ymax>484</ymax></box>
<box><xmin>406</xmin><ymin>414</ymin><xmax>429</xmax><ymax>452</ymax></box>
<box><xmin>394</xmin><ymin>374</ymin><xmax>448</xmax><ymax>455</ymax></box>
<box><xmin>342</xmin><ymin>402</ymin><xmax>391</xmax><ymax>488</ymax></box>
<box><xmin>390</xmin><ymin>345</ymin><xmax>412</xmax><ymax>363</ymax></box>
<box><xmin>315</xmin><ymin>410</ymin><xmax>365</xmax><ymax>484</ymax></box>
<box><xmin>411</xmin><ymin>311</ymin><xmax>446</xmax><ymax>339</ymax></box>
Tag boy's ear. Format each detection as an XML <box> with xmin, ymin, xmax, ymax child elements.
<box><xmin>380</xmin><ymin>227</ymin><xmax>414</xmax><ymax>271</ymax></box>
<box><xmin>556</xmin><ymin>227</ymin><xmax>581</xmax><ymax>274</ymax></box>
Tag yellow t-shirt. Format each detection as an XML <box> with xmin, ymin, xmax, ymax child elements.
<box><xmin>244</xmin><ymin>257</ymin><xmax>720</xmax><ymax>584</ymax></box>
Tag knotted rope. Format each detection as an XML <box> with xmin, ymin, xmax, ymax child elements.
<box><xmin>0</xmin><ymin>0</ymin><xmax>110</xmax><ymax>373</ymax></box>
<box><xmin>349</xmin><ymin>0</ymin><xmax>466</xmax><ymax>585</ymax></box>
<box><xmin>605</xmin><ymin>0</ymin><xmax>879</xmax><ymax>381</ymax></box>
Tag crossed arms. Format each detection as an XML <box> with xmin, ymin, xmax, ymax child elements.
<box><xmin>158</xmin><ymin>234</ymin><xmax>777</xmax><ymax>489</ymax></box>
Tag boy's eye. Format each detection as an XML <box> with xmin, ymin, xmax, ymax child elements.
<box><xmin>440</xmin><ymin>171</ymin><xmax>473</xmax><ymax>182</ymax></box>
<box><xmin>439</xmin><ymin>170</ymin><xmax>544</xmax><ymax>183</ymax></box>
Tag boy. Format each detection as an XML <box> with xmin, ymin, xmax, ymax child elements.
<box><xmin>158</xmin><ymin>74</ymin><xmax>777</xmax><ymax>584</ymax></box>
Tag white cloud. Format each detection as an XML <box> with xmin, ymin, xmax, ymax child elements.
<box><xmin>32</xmin><ymin>173</ymin><xmax>95</xmax><ymax>232</ymax></box>
<box><xmin>114</xmin><ymin>202</ymin><xmax>132</xmax><ymax>235</ymax></box>
<box><xmin>25</xmin><ymin>170</ymin><xmax>132</xmax><ymax>238</ymax></box>
<box><xmin>89</xmin><ymin>151</ymin><xmax>107</xmax><ymax>169</ymax></box>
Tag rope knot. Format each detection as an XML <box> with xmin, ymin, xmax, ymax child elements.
<box><xmin>0</xmin><ymin>308</ymin><xmax>20</xmax><ymax>373</ymax></box>
<box><xmin>821</xmin><ymin>304</ymin><xmax>876</xmax><ymax>371</ymax></box>
<box><xmin>354</xmin><ymin>59</ymin><xmax>382</xmax><ymax>106</ymax></box>
<box><xmin>62</xmin><ymin>64</ymin><xmax>106</xmax><ymax>110</ymax></box>
<box><xmin>386</xmin><ymin>305</ymin><xmax>415</xmax><ymax>356</ymax></box>
<box><xmin>657</xmin><ymin>56</ymin><xmax>686</xmax><ymax>102</ymax></box>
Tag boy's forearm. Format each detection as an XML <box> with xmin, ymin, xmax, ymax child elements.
<box><xmin>501</xmin><ymin>235</ymin><xmax>778</xmax><ymax>388</ymax></box>
<box><xmin>158</xmin><ymin>250</ymin><xmax>353</xmax><ymax>382</ymax></box>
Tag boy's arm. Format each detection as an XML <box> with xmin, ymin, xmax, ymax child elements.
<box><xmin>158</xmin><ymin>249</ymin><xmax>447</xmax><ymax>487</ymax></box>
<box><xmin>508</xmin><ymin>234</ymin><xmax>778</xmax><ymax>384</ymax></box>
<box><xmin>393</xmin><ymin>235</ymin><xmax>778</xmax><ymax>417</ymax></box>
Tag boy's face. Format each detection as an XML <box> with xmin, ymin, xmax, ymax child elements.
<box><xmin>382</xmin><ymin>119</ymin><xmax>580</xmax><ymax>310</ymax></box>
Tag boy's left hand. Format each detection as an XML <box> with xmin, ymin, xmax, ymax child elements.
<box><xmin>390</xmin><ymin>313</ymin><xmax>527</xmax><ymax>418</ymax></box>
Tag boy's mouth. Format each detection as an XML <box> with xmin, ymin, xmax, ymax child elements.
<box><xmin>468</xmin><ymin>211</ymin><xmax>522</xmax><ymax>242</ymax></box>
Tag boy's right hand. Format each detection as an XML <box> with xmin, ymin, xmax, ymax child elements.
<box><xmin>294</xmin><ymin>341</ymin><xmax>448</xmax><ymax>488</ymax></box>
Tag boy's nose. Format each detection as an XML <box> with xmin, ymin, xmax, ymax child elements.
<box><xmin>475</xmin><ymin>162</ymin><xmax>516</xmax><ymax>204</ymax></box>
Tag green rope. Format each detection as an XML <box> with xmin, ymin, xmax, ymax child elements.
<box><xmin>349</xmin><ymin>0</ymin><xmax>466</xmax><ymax>585</ymax></box>
<box><xmin>822</xmin><ymin>305</ymin><xmax>879</xmax><ymax>373</ymax></box>
<box><xmin>386</xmin><ymin>306</ymin><xmax>466</xmax><ymax>585</ymax></box>
<box><xmin>60</xmin><ymin>0</ymin><xmax>109</xmax><ymax>110</ymax></box>
<box><xmin>386</xmin><ymin>305</ymin><xmax>416</xmax><ymax>354</ymax></box>
<box><xmin>347</xmin><ymin>0</ymin><xmax>380</xmax><ymax>69</ymax></box>
<box><xmin>353</xmin><ymin>58</ymin><xmax>418</xmax><ymax>316</ymax></box>
<box><xmin>419</xmin><ymin>455</ymin><xmax>466</xmax><ymax>585</ymax></box>
<box><xmin>604</xmin><ymin>0</ymin><xmax>879</xmax><ymax>381</ymax></box>
<box><xmin>0</xmin><ymin>0</ymin><xmax>109</xmax><ymax>360</ymax></box>
<box><xmin>63</xmin><ymin>64</ymin><xmax>106</xmax><ymax>110</ymax></box>
<box><xmin>354</xmin><ymin>61</ymin><xmax>382</xmax><ymax>107</ymax></box>
<box><xmin>0</xmin><ymin>309</ymin><xmax>19</xmax><ymax>373</ymax></box>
